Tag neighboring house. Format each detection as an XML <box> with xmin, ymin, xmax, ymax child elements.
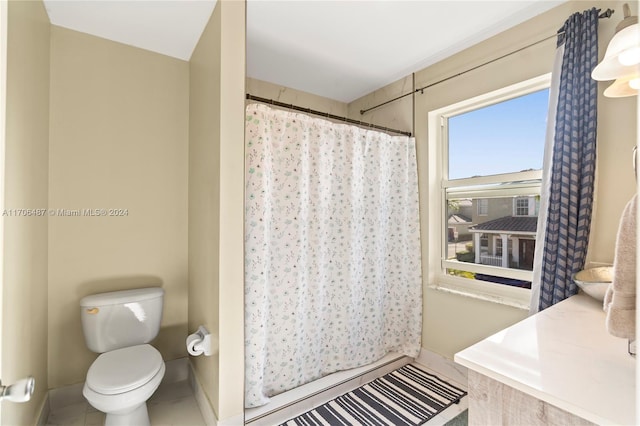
<box><xmin>468</xmin><ymin>196</ymin><xmax>539</xmax><ymax>270</ymax></box>
<box><xmin>447</xmin><ymin>199</ymin><xmax>473</xmax><ymax>241</ymax></box>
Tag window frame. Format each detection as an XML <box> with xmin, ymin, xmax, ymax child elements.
<box><xmin>427</xmin><ymin>74</ymin><xmax>551</xmax><ymax>309</ymax></box>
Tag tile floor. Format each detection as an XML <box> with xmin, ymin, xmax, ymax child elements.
<box><xmin>46</xmin><ymin>353</ymin><xmax>466</xmax><ymax>426</ymax></box>
<box><xmin>46</xmin><ymin>380</ymin><xmax>206</xmax><ymax>426</ymax></box>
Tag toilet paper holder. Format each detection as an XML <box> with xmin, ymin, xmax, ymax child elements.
<box><xmin>186</xmin><ymin>325</ymin><xmax>214</xmax><ymax>356</ymax></box>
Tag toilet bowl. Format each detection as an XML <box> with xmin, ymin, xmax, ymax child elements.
<box><xmin>79</xmin><ymin>288</ymin><xmax>166</xmax><ymax>426</ymax></box>
<box><xmin>83</xmin><ymin>344</ymin><xmax>165</xmax><ymax>426</ymax></box>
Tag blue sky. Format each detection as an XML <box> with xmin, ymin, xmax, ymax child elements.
<box><xmin>448</xmin><ymin>89</ymin><xmax>550</xmax><ymax>180</ymax></box>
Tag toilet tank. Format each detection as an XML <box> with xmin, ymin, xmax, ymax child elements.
<box><xmin>80</xmin><ymin>287</ymin><xmax>164</xmax><ymax>353</ymax></box>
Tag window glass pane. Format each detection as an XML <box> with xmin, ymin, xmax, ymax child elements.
<box><xmin>441</xmin><ymin>81</ymin><xmax>548</xmax><ymax>292</ymax></box>
<box><xmin>515</xmin><ymin>197</ymin><xmax>529</xmax><ymax>216</ymax></box>
<box><xmin>477</xmin><ymin>198</ymin><xmax>488</xmax><ymax>215</ymax></box>
<box><xmin>446</xmin><ymin>196</ymin><xmax>537</xmax><ymax>272</ymax></box>
<box><xmin>495</xmin><ymin>238</ymin><xmax>503</xmax><ymax>256</ymax></box>
<box><xmin>448</xmin><ymin>89</ymin><xmax>549</xmax><ymax>180</ymax></box>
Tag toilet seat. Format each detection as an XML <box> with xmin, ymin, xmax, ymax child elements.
<box><xmin>86</xmin><ymin>344</ymin><xmax>163</xmax><ymax>395</ymax></box>
<box><xmin>83</xmin><ymin>360</ymin><xmax>165</xmax><ymax>420</ymax></box>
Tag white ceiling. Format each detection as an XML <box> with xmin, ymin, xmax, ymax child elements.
<box><xmin>43</xmin><ymin>0</ymin><xmax>217</xmax><ymax>61</ymax></box>
<box><xmin>247</xmin><ymin>0</ymin><xmax>567</xmax><ymax>102</ymax></box>
<box><xmin>43</xmin><ymin>0</ymin><xmax>567</xmax><ymax>103</ymax></box>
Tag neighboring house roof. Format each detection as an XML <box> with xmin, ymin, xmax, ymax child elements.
<box><xmin>470</xmin><ymin>216</ymin><xmax>537</xmax><ymax>234</ymax></box>
<box><xmin>448</xmin><ymin>214</ymin><xmax>472</xmax><ymax>224</ymax></box>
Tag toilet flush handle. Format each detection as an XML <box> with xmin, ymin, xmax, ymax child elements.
<box><xmin>86</xmin><ymin>307</ymin><xmax>99</xmax><ymax>314</ymax></box>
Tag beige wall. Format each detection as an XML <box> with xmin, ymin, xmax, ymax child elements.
<box><xmin>48</xmin><ymin>26</ymin><xmax>189</xmax><ymax>387</ymax></box>
<box><xmin>217</xmin><ymin>1</ymin><xmax>245</xmax><ymax>421</ymax></box>
<box><xmin>246</xmin><ymin>77</ymin><xmax>348</xmax><ymax>116</ymax></box>
<box><xmin>2</xmin><ymin>1</ymin><xmax>50</xmax><ymax>424</ymax></box>
<box><xmin>189</xmin><ymin>2</ymin><xmax>221</xmax><ymax>417</ymax></box>
<box><xmin>348</xmin><ymin>76</ymin><xmax>413</xmax><ymax>135</ymax></box>
<box><xmin>189</xmin><ymin>1</ymin><xmax>245</xmax><ymax>421</ymax></box>
<box><xmin>349</xmin><ymin>0</ymin><xmax>637</xmax><ymax>359</ymax></box>
<box><xmin>3</xmin><ymin>1</ymin><xmax>246</xmax><ymax>421</ymax></box>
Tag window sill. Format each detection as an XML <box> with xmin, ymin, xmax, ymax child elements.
<box><xmin>429</xmin><ymin>274</ymin><xmax>531</xmax><ymax>310</ymax></box>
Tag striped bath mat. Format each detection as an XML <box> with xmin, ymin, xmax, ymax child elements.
<box><xmin>280</xmin><ymin>363</ymin><xmax>466</xmax><ymax>425</ymax></box>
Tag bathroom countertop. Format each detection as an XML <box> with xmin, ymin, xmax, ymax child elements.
<box><xmin>455</xmin><ymin>293</ymin><xmax>636</xmax><ymax>425</ymax></box>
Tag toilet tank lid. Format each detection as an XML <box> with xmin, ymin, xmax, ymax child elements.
<box><xmin>80</xmin><ymin>287</ymin><xmax>164</xmax><ymax>307</ymax></box>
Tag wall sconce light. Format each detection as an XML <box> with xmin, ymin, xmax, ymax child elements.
<box><xmin>592</xmin><ymin>3</ymin><xmax>640</xmax><ymax>97</ymax></box>
<box><xmin>602</xmin><ymin>73</ymin><xmax>640</xmax><ymax>97</ymax></box>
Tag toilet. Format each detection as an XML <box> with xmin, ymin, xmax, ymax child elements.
<box><xmin>80</xmin><ymin>287</ymin><xmax>165</xmax><ymax>426</ymax></box>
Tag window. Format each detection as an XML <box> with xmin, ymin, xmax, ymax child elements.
<box><xmin>480</xmin><ymin>234</ymin><xmax>488</xmax><ymax>248</ymax></box>
<box><xmin>429</xmin><ymin>75</ymin><xmax>551</xmax><ymax>307</ymax></box>
<box><xmin>477</xmin><ymin>199</ymin><xmax>488</xmax><ymax>216</ymax></box>
<box><xmin>513</xmin><ymin>197</ymin><xmax>536</xmax><ymax>216</ymax></box>
<box><xmin>495</xmin><ymin>237</ymin><xmax>503</xmax><ymax>256</ymax></box>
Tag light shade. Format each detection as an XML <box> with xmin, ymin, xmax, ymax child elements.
<box><xmin>603</xmin><ymin>74</ymin><xmax>640</xmax><ymax>97</ymax></box>
<box><xmin>592</xmin><ymin>23</ymin><xmax>640</xmax><ymax>81</ymax></box>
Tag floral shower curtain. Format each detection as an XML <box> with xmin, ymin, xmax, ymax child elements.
<box><xmin>244</xmin><ymin>103</ymin><xmax>422</xmax><ymax>408</ymax></box>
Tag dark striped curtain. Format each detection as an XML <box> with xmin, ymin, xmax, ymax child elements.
<box><xmin>538</xmin><ymin>8</ymin><xmax>599</xmax><ymax>310</ymax></box>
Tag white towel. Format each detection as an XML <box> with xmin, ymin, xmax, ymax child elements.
<box><xmin>603</xmin><ymin>194</ymin><xmax>637</xmax><ymax>340</ymax></box>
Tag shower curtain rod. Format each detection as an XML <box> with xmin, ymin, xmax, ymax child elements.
<box><xmin>245</xmin><ymin>94</ymin><xmax>412</xmax><ymax>137</ymax></box>
<box><xmin>359</xmin><ymin>8</ymin><xmax>615</xmax><ymax>115</ymax></box>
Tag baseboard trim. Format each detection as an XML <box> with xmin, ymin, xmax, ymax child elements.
<box><xmin>48</xmin><ymin>382</ymin><xmax>85</xmax><ymax>412</ymax></box>
<box><xmin>46</xmin><ymin>357</ymin><xmax>192</xmax><ymax>415</ymax></box>
<box><xmin>415</xmin><ymin>348</ymin><xmax>468</xmax><ymax>388</ymax></box>
<box><xmin>35</xmin><ymin>393</ymin><xmax>50</xmax><ymax>426</ymax></box>
<box><xmin>188</xmin><ymin>361</ymin><xmax>218</xmax><ymax>426</ymax></box>
<box><xmin>217</xmin><ymin>413</ymin><xmax>244</xmax><ymax>426</ymax></box>
<box><xmin>163</xmin><ymin>357</ymin><xmax>190</xmax><ymax>384</ymax></box>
